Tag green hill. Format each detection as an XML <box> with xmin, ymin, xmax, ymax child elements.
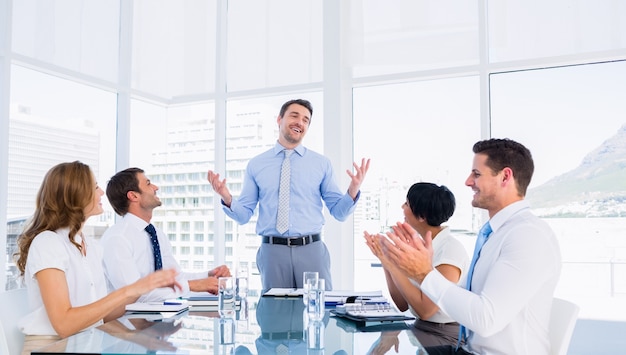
<box><xmin>527</xmin><ymin>124</ymin><xmax>626</xmax><ymax>211</ymax></box>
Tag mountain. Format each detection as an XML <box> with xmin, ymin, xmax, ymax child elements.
<box><xmin>527</xmin><ymin>124</ymin><xmax>626</xmax><ymax>217</ymax></box>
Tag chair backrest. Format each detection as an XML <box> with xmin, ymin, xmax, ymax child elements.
<box><xmin>0</xmin><ymin>287</ymin><xmax>29</xmax><ymax>355</ymax></box>
<box><xmin>549</xmin><ymin>297</ymin><xmax>580</xmax><ymax>355</ymax></box>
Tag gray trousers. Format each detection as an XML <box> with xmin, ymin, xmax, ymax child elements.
<box><xmin>256</xmin><ymin>240</ymin><xmax>332</xmax><ymax>291</ymax></box>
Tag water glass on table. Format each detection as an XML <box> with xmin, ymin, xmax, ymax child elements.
<box><xmin>303</xmin><ymin>271</ymin><xmax>319</xmax><ymax>305</ymax></box>
<box><xmin>218</xmin><ymin>276</ymin><xmax>235</xmax><ymax>317</ymax></box>
<box><xmin>307</xmin><ymin>278</ymin><xmax>325</xmax><ymax>321</ymax></box>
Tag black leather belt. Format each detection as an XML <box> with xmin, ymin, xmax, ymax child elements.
<box><xmin>262</xmin><ymin>234</ymin><xmax>320</xmax><ymax>247</ymax></box>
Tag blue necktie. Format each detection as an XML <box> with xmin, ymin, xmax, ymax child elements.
<box><xmin>457</xmin><ymin>221</ymin><xmax>492</xmax><ymax>349</ymax></box>
<box><xmin>145</xmin><ymin>224</ymin><xmax>163</xmax><ymax>271</ymax></box>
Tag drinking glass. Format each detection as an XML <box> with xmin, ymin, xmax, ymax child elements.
<box><xmin>307</xmin><ymin>278</ymin><xmax>325</xmax><ymax>321</ymax></box>
<box><xmin>218</xmin><ymin>276</ymin><xmax>235</xmax><ymax>317</ymax></box>
<box><xmin>302</xmin><ymin>271</ymin><xmax>319</xmax><ymax>305</ymax></box>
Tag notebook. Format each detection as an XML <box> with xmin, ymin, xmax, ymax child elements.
<box><xmin>183</xmin><ymin>294</ymin><xmax>242</xmax><ymax>310</ymax></box>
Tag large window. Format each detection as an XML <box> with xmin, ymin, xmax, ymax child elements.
<box><xmin>6</xmin><ymin>65</ymin><xmax>117</xmax><ymax>289</ymax></box>
<box><xmin>227</xmin><ymin>0</ymin><xmax>323</xmax><ymax>91</ymax></box>
<box><xmin>491</xmin><ymin>61</ymin><xmax>626</xmax><ymax>319</ymax></box>
<box><xmin>130</xmin><ymin>101</ymin><xmax>217</xmax><ymax>273</ymax></box>
<box><xmin>488</xmin><ymin>0</ymin><xmax>626</xmax><ymax>62</ymax></box>
<box><xmin>353</xmin><ymin>77</ymin><xmax>481</xmax><ymax>293</ymax></box>
<box><xmin>131</xmin><ymin>0</ymin><xmax>217</xmax><ymax>101</ymax></box>
<box><xmin>11</xmin><ymin>0</ymin><xmax>120</xmax><ymax>82</ymax></box>
<box><xmin>352</xmin><ymin>0</ymin><xmax>480</xmax><ymax>77</ymax></box>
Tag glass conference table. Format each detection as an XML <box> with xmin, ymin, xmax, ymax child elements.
<box><xmin>32</xmin><ymin>296</ymin><xmax>429</xmax><ymax>354</ymax></box>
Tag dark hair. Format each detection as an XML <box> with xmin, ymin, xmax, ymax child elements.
<box><xmin>106</xmin><ymin>167</ymin><xmax>144</xmax><ymax>216</ymax></box>
<box><xmin>406</xmin><ymin>182</ymin><xmax>456</xmax><ymax>227</ymax></box>
<box><xmin>17</xmin><ymin>161</ymin><xmax>94</xmax><ymax>274</ymax></box>
<box><xmin>472</xmin><ymin>138</ymin><xmax>534</xmax><ymax>196</ymax></box>
<box><xmin>279</xmin><ymin>99</ymin><xmax>313</xmax><ymax>119</ymax></box>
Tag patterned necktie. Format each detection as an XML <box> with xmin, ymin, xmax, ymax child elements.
<box><xmin>145</xmin><ymin>224</ymin><xmax>163</xmax><ymax>271</ymax></box>
<box><xmin>276</xmin><ymin>149</ymin><xmax>293</xmax><ymax>234</ymax></box>
<box><xmin>457</xmin><ymin>221</ymin><xmax>492</xmax><ymax>349</ymax></box>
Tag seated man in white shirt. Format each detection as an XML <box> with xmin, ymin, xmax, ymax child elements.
<box><xmin>375</xmin><ymin>138</ymin><xmax>561</xmax><ymax>355</ymax></box>
<box><xmin>101</xmin><ymin>167</ymin><xmax>231</xmax><ymax>302</ymax></box>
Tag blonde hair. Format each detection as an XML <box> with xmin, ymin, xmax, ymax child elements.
<box><xmin>16</xmin><ymin>161</ymin><xmax>95</xmax><ymax>275</ymax></box>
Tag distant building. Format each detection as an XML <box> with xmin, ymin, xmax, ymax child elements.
<box><xmin>7</xmin><ymin>104</ymin><xmax>101</xmax><ymax>218</ymax></box>
<box><xmin>5</xmin><ymin>104</ymin><xmax>107</xmax><ymax>290</ymax></box>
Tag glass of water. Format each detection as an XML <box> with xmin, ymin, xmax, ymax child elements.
<box><xmin>302</xmin><ymin>271</ymin><xmax>319</xmax><ymax>305</ymax></box>
<box><xmin>218</xmin><ymin>276</ymin><xmax>235</xmax><ymax>317</ymax></box>
<box><xmin>307</xmin><ymin>278</ymin><xmax>325</xmax><ymax>321</ymax></box>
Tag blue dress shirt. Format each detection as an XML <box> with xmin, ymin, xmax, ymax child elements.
<box><xmin>222</xmin><ymin>142</ymin><xmax>359</xmax><ymax>236</ymax></box>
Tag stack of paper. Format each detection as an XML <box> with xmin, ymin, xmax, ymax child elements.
<box><xmin>262</xmin><ymin>288</ymin><xmax>385</xmax><ymax>305</ymax></box>
<box><xmin>183</xmin><ymin>294</ymin><xmax>242</xmax><ymax>311</ymax></box>
<box><xmin>262</xmin><ymin>288</ymin><xmax>304</xmax><ymax>297</ymax></box>
<box><xmin>125</xmin><ymin>300</ymin><xmax>189</xmax><ymax>314</ymax></box>
<box><xmin>186</xmin><ymin>295</ymin><xmax>219</xmax><ymax>307</ymax></box>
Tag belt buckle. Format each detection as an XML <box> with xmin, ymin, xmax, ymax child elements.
<box><xmin>287</xmin><ymin>237</ymin><xmax>296</xmax><ymax>247</ymax></box>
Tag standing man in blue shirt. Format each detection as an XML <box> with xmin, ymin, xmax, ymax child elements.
<box><xmin>207</xmin><ymin>99</ymin><xmax>370</xmax><ymax>291</ymax></box>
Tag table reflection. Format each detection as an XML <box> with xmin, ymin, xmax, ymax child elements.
<box><xmin>32</xmin><ymin>297</ymin><xmax>429</xmax><ymax>354</ymax></box>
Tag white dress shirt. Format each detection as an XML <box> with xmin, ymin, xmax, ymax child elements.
<box><xmin>420</xmin><ymin>200</ymin><xmax>561</xmax><ymax>355</ymax></box>
<box><xmin>18</xmin><ymin>228</ymin><xmax>107</xmax><ymax>335</ymax></box>
<box><xmin>101</xmin><ymin>213</ymin><xmax>208</xmax><ymax>302</ymax></box>
<box><xmin>408</xmin><ymin>227</ymin><xmax>469</xmax><ymax>323</ymax></box>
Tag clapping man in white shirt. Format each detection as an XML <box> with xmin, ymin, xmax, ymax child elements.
<box><xmin>101</xmin><ymin>167</ymin><xmax>231</xmax><ymax>302</ymax></box>
<box><xmin>375</xmin><ymin>138</ymin><xmax>561</xmax><ymax>355</ymax></box>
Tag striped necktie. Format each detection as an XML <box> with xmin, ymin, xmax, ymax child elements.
<box><xmin>276</xmin><ymin>149</ymin><xmax>293</xmax><ymax>234</ymax></box>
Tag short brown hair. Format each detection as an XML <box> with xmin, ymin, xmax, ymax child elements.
<box><xmin>279</xmin><ymin>99</ymin><xmax>313</xmax><ymax>119</ymax></box>
<box><xmin>473</xmin><ymin>138</ymin><xmax>534</xmax><ymax>196</ymax></box>
<box><xmin>106</xmin><ymin>167</ymin><xmax>144</xmax><ymax>216</ymax></box>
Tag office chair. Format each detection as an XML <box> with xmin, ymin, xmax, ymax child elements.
<box><xmin>0</xmin><ymin>287</ymin><xmax>28</xmax><ymax>355</ymax></box>
<box><xmin>549</xmin><ymin>297</ymin><xmax>580</xmax><ymax>355</ymax></box>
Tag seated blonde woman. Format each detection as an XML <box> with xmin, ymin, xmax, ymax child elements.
<box><xmin>16</xmin><ymin>161</ymin><xmax>181</xmax><ymax>355</ymax></box>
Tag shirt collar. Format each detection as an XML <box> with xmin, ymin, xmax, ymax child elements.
<box><xmin>488</xmin><ymin>199</ymin><xmax>530</xmax><ymax>233</ymax></box>
<box><xmin>274</xmin><ymin>141</ymin><xmax>305</xmax><ymax>157</ymax></box>
<box><xmin>123</xmin><ymin>212</ymin><xmax>151</xmax><ymax>231</ymax></box>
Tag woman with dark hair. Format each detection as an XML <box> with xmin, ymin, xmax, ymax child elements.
<box><xmin>16</xmin><ymin>161</ymin><xmax>181</xmax><ymax>354</ymax></box>
<box><xmin>364</xmin><ymin>182</ymin><xmax>469</xmax><ymax>348</ymax></box>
